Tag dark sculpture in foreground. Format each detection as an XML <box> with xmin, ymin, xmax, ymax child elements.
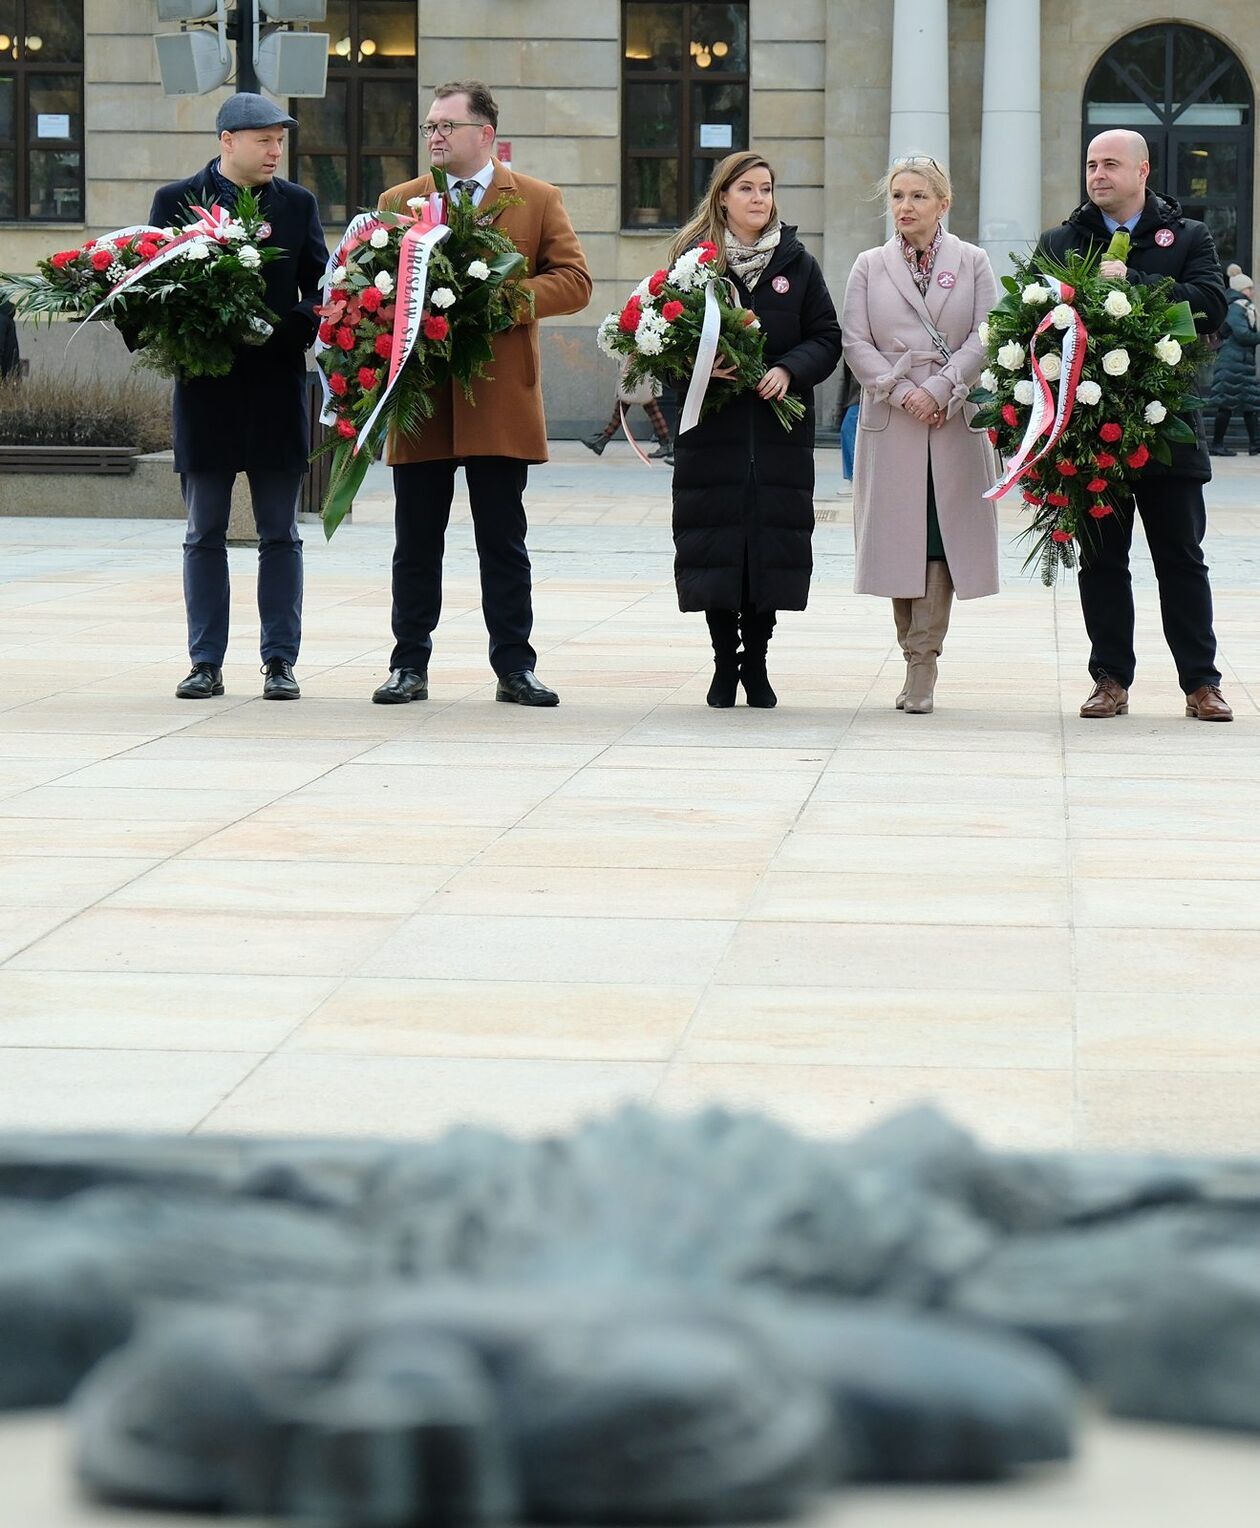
<box><xmin>0</xmin><ymin>1105</ymin><xmax>1256</xmax><ymax>1523</ymax></box>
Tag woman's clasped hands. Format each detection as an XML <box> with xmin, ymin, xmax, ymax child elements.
<box><xmin>902</xmin><ymin>386</ymin><xmax>945</xmax><ymax>428</ymax></box>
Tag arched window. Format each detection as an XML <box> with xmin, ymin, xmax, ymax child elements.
<box><xmin>1083</xmin><ymin>24</ymin><xmax>1253</xmax><ymax>268</ymax></box>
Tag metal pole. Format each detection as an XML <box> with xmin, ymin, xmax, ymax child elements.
<box><xmin>233</xmin><ymin>0</ymin><xmax>260</xmax><ymax>93</ymax></box>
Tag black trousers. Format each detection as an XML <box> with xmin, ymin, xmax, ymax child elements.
<box><xmin>1077</xmin><ymin>476</ymin><xmax>1220</xmax><ymax>694</ymax></box>
<box><xmin>390</xmin><ymin>456</ymin><xmax>535</xmax><ymax>677</ymax></box>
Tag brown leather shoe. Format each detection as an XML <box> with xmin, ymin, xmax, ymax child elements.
<box><xmin>1185</xmin><ymin>684</ymin><xmax>1233</xmax><ymax>722</ymax></box>
<box><xmin>1080</xmin><ymin>677</ymin><xmax>1129</xmax><ymax>718</ymax></box>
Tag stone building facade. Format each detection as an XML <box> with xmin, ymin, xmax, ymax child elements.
<box><xmin>2</xmin><ymin>1</ymin><xmax>1256</xmax><ymax>433</ymax></box>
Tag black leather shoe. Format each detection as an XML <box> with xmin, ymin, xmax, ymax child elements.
<box><xmin>261</xmin><ymin>658</ymin><xmax>300</xmax><ymax>700</ymax></box>
<box><xmin>495</xmin><ymin>670</ymin><xmax>559</xmax><ymax>706</ymax></box>
<box><xmin>175</xmin><ymin>662</ymin><xmax>223</xmax><ymax>699</ymax></box>
<box><xmin>372</xmin><ymin>668</ymin><xmax>428</xmax><ymax>704</ymax></box>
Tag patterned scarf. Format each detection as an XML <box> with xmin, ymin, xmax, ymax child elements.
<box><xmin>723</xmin><ymin>220</ymin><xmax>781</xmax><ymax>290</ymax></box>
<box><xmin>899</xmin><ymin>223</ymin><xmax>943</xmax><ymax>295</ymax></box>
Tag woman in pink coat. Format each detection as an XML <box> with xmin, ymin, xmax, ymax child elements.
<box><xmin>842</xmin><ymin>158</ymin><xmax>999</xmax><ymax>713</ymax></box>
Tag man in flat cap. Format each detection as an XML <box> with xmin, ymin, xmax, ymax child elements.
<box><xmin>148</xmin><ymin>93</ymin><xmax>328</xmax><ymax>700</ymax></box>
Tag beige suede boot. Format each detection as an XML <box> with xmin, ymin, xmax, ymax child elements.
<box><xmin>903</xmin><ymin>563</ymin><xmax>954</xmax><ymax>715</ymax></box>
<box><xmin>892</xmin><ymin>598</ymin><xmax>913</xmax><ymax>709</ymax></box>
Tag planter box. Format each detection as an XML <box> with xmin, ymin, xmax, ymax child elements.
<box><xmin>0</xmin><ymin>445</ymin><xmax>137</xmax><ymax>475</ymax></box>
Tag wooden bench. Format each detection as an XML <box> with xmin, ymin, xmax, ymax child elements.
<box><xmin>0</xmin><ymin>446</ymin><xmax>138</xmax><ymax>475</ymax></box>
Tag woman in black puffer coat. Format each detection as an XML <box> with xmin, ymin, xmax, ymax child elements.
<box><xmin>668</xmin><ymin>153</ymin><xmax>843</xmax><ymax>707</ymax></box>
<box><xmin>1208</xmin><ymin>273</ymin><xmax>1260</xmax><ymax>456</ymax></box>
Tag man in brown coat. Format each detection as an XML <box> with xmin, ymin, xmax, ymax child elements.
<box><xmin>371</xmin><ymin>81</ymin><xmax>592</xmax><ymax>706</ymax></box>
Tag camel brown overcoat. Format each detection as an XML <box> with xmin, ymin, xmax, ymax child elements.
<box><xmin>842</xmin><ymin>232</ymin><xmax>1000</xmax><ymax>599</ymax></box>
<box><xmin>379</xmin><ymin>162</ymin><xmax>592</xmax><ymax>464</ymax></box>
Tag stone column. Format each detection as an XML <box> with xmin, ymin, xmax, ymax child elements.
<box><xmin>977</xmin><ymin>0</ymin><xmax>1042</xmax><ymax>279</ymax></box>
<box><xmin>888</xmin><ymin>0</ymin><xmax>950</xmax><ymax>164</ymax></box>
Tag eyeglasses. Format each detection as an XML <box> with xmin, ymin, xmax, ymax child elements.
<box><xmin>892</xmin><ymin>155</ymin><xmax>941</xmax><ymax>171</ymax></box>
<box><xmin>421</xmin><ymin>120</ymin><xmax>485</xmax><ymax>139</ymax></box>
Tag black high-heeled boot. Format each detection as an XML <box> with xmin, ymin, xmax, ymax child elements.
<box><xmin>1246</xmin><ymin>412</ymin><xmax>1260</xmax><ymax>455</ymax></box>
<box><xmin>704</xmin><ymin>610</ymin><xmax>740</xmax><ymax>707</ymax></box>
<box><xmin>737</xmin><ymin>609</ymin><xmax>778</xmax><ymax>708</ymax></box>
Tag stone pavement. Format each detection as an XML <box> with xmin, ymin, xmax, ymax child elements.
<box><xmin>1</xmin><ymin>444</ymin><xmax>1259</xmax><ymax>1524</ymax></box>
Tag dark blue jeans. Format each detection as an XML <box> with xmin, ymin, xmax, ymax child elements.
<box><xmin>181</xmin><ymin>470</ymin><xmax>304</xmax><ymax>667</ymax></box>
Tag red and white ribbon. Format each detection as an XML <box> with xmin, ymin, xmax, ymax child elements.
<box><xmin>984</xmin><ymin>276</ymin><xmax>1088</xmax><ymax>501</ymax></box>
<box><xmin>618</xmin><ymin>402</ymin><xmax>654</xmax><ymax>465</ymax></box>
<box><xmin>678</xmin><ymin>276</ymin><xmax>721</xmax><ymax>437</ymax></box>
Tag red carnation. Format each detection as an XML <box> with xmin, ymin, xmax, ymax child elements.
<box><xmin>357</xmin><ymin>366</ymin><xmax>381</xmax><ymax>390</ymax></box>
<box><xmin>423</xmin><ymin>314</ymin><xmax>449</xmax><ymax>341</ymax></box>
<box><xmin>647</xmin><ymin>269</ymin><xmax>669</xmax><ymax>296</ymax></box>
<box><xmin>1001</xmin><ymin>403</ymin><xmax>1019</xmax><ymax>427</ymax></box>
<box><xmin>318</xmin><ymin>321</ymin><xmax>336</xmax><ymax>345</ymax></box>
<box><xmin>1089</xmin><ymin>503</ymin><xmax>1113</xmax><ymax>518</ymax></box>
<box><xmin>50</xmin><ymin>250</ymin><xmax>78</xmax><ymax>269</ymax></box>
<box><xmin>90</xmin><ymin>248</ymin><xmax>114</xmax><ymax>271</ymax></box>
<box><xmin>619</xmin><ymin>296</ymin><xmax>642</xmax><ymax>334</ymax></box>
<box><xmin>374</xmin><ymin>332</ymin><xmax>394</xmax><ymax>359</ymax></box>
<box><xmin>1099</xmin><ymin>422</ymin><xmax>1123</xmax><ymax>443</ymax></box>
<box><xmin>359</xmin><ymin>286</ymin><xmax>383</xmax><ymax>313</ymax></box>
<box><xmin>1022</xmin><ymin>490</ymin><xmax>1043</xmax><ymax>504</ymax></box>
<box><xmin>1046</xmin><ymin>491</ymin><xmax>1070</xmax><ymax>507</ymax></box>
<box><xmin>1094</xmin><ymin>451</ymin><xmax>1117</xmax><ymax>470</ymax></box>
<box><xmin>1051</xmin><ymin>529</ymin><xmax>1073</xmax><ymax>543</ymax></box>
<box><xmin>1086</xmin><ymin>477</ymin><xmax>1108</xmax><ymax>493</ymax></box>
<box><xmin>327</xmin><ymin>372</ymin><xmax>348</xmax><ymax>396</ymax></box>
<box><xmin>987</xmin><ymin>428</ymin><xmax>999</xmax><ymax>444</ymax></box>
<box><xmin>336</xmin><ymin>418</ymin><xmax>357</xmax><ymax>439</ymax></box>
<box><xmin>1125</xmin><ymin>444</ymin><xmax>1150</xmax><ymax>469</ymax></box>
<box><xmin>1056</xmin><ymin>459</ymin><xmax>1078</xmax><ymax>477</ymax></box>
<box><xmin>335</xmin><ymin>326</ymin><xmax>355</xmax><ymax>352</ymax></box>
<box><xmin>661</xmin><ymin>300</ymin><xmax>684</xmax><ymax>322</ymax></box>
<box><xmin>697</xmin><ymin>241</ymin><xmax>718</xmax><ymax>264</ymax></box>
<box><xmin>137</xmin><ymin>241</ymin><xmax>162</xmax><ymax>261</ymax></box>
<box><xmin>1024</xmin><ymin>497</ymin><xmax>1046</xmax><ymax>508</ymax></box>
<box><xmin>1023</xmin><ymin>466</ymin><xmax>1040</xmax><ymax>480</ymax></box>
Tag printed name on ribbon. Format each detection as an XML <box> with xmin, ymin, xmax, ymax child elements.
<box><xmin>984</xmin><ymin>275</ymin><xmax>1088</xmax><ymax>501</ymax></box>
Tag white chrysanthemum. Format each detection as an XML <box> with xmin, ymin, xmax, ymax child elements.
<box><xmin>1013</xmin><ymin>380</ymin><xmax>1035</xmax><ymax>405</ymax></box>
<box><xmin>467</xmin><ymin>260</ymin><xmax>490</xmax><ymax>280</ymax></box>
<box><xmin>596</xmin><ymin>314</ymin><xmax>620</xmax><ymax>357</ymax></box>
<box><xmin>1144</xmin><ymin>399</ymin><xmax>1168</xmax><ymax>424</ymax></box>
<box><xmin>1075</xmin><ymin>380</ymin><xmax>1102</xmax><ymax>405</ymax></box>
<box><xmin>979</xmin><ymin>368</ymin><xmax>998</xmax><ymax>393</ymax></box>
<box><xmin>668</xmin><ymin>250</ymin><xmax>703</xmax><ymax>293</ymax></box>
<box><xmin>182</xmin><ymin>239</ymin><xmax>210</xmax><ymax>261</ymax></box>
<box><xmin>1050</xmin><ymin>303</ymin><xmax>1075</xmax><ymax>329</ymax></box>
<box><xmin>237</xmin><ymin>245</ymin><xmax>261</xmax><ymax>269</ymax></box>
<box><xmin>635</xmin><ymin>326</ymin><xmax>665</xmax><ymax>356</ymax></box>
<box><xmin>996</xmin><ymin>340</ymin><xmax>1026</xmax><ymax>371</ymax></box>
<box><xmin>1022</xmin><ymin>283</ymin><xmax>1052</xmax><ymax>306</ymax></box>
<box><xmin>1154</xmin><ymin>335</ymin><xmax>1183</xmax><ymax>366</ymax></box>
<box><xmin>1103</xmin><ymin>289</ymin><xmax>1133</xmax><ymax>318</ymax></box>
<box><xmin>1039</xmin><ymin>352</ymin><xmax>1062</xmax><ymax>382</ymax></box>
<box><xmin>221</xmin><ymin>220</ymin><xmax>247</xmax><ymax>242</ymax></box>
<box><xmin>369</xmin><ymin>227</ymin><xmax>390</xmax><ymax>249</ymax></box>
<box><xmin>1102</xmin><ymin>348</ymin><xmax>1130</xmax><ymax>376</ymax></box>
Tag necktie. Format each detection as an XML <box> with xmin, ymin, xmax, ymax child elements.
<box><xmin>453</xmin><ymin>178</ymin><xmax>479</xmax><ymax>204</ymax></box>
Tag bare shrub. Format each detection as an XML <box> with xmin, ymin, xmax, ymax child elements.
<box><xmin>0</xmin><ymin>371</ymin><xmax>172</xmax><ymax>451</ymax></box>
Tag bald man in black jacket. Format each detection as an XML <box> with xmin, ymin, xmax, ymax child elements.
<box><xmin>1037</xmin><ymin>129</ymin><xmax>1231</xmax><ymax>721</ymax></box>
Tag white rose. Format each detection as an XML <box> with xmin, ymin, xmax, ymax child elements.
<box><xmin>1021</xmin><ymin>283</ymin><xmax>1051</xmax><ymax>306</ymax></box>
<box><xmin>237</xmin><ymin>244</ymin><xmax>261</xmax><ymax>269</ymax></box>
<box><xmin>996</xmin><ymin>340</ymin><xmax>1026</xmax><ymax>371</ymax></box>
<box><xmin>467</xmin><ymin>260</ymin><xmax>490</xmax><ymax>280</ymax></box>
<box><xmin>1154</xmin><ymin>335</ymin><xmax>1183</xmax><ymax>366</ymax></box>
<box><xmin>1051</xmin><ymin>303</ymin><xmax>1076</xmax><ymax>329</ymax></box>
<box><xmin>1102</xmin><ymin>348</ymin><xmax>1130</xmax><ymax>376</ymax></box>
<box><xmin>978</xmin><ymin>321</ymin><xmax>990</xmax><ymax>346</ymax></box>
<box><xmin>1012</xmin><ymin>379</ymin><xmax>1035</xmax><ymax>405</ymax></box>
<box><xmin>406</xmin><ymin>196</ymin><xmax>425</xmax><ymax>210</ymax></box>
<box><xmin>1039</xmin><ymin>352</ymin><xmax>1062</xmax><ymax>382</ymax></box>
<box><xmin>369</xmin><ymin>227</ymin><xmax>390</xmax><ymax>249</ymax></box>
<box><xmin>374</xmin><ymin>270</ymin><xmax>395</xmax><ymax>296</ymax></box>
<box><xmin>979</xmin><ymin>368</ymin><xmax>998</xmax><ymax>393</ymax></box>
<box><xmin>182</xmin><ymin>239</ymin><xmax>210</xmax><ymax>261</ymax></box>
<box><xmin>1103</xmin><ymin>289</ymin><xmax>1133</xmax><ymax>318</ymax></box>
<box><xmin>330</xmin><ymin>265</ymin><xmax>348</xmax><ymax>288</ymax></box>
<box><xmin>1075</xmin><ymin>380</ymin><xmax>1102</xmax><ymax>405</ymax></box>
<box><xmin>1144</xmin><ymin>400</ymin><xmax>1168</xmax><ymax>424</ymax></box>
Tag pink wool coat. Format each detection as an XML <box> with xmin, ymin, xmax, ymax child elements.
<box><xmin>842</xmin><ymin>232</ymin><xmax>1000</xmax><ymax>599</ymax></box>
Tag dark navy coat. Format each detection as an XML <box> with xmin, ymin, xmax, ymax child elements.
<box><xmin>149</xmin><ymin>164</ymin><xmax>327</xmax><ymax>474</ymax></box>
<box><xmin>671</xmin><ymin>226</ymin><xmax>843</xmax><ymax>612</ymax></box>
<box><xmin>1037</xmin><ymin>192</ymin><xmax>1228</xmax><ymax>482</ymax></box>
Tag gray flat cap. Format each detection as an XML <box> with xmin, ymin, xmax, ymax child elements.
<box><xmin>216</xmin><ymin>93</ymin><xmax>298</xmax><ymax>134</ymax></box>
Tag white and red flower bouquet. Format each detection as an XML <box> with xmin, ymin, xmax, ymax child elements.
<box><xmin>0</xmin><ymin>189</ymin><xmax>281</xmax><ymax>380</ymax></box>
<box><xmin>596</xmin><ymin>240</ymin><xmax>805</xmax><ymax>443</ymax></box>
<box><xmin>313</xmin><ymin>165</ymin><xmax>530</xmax><ymax>537</ymax></box>
<box><xmin>969</xmin><ymin>233</ymin><xmax>1202</xmax><ymax>582</ymax></box>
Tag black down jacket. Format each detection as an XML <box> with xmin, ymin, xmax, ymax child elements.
<box><xmin>1036</xmin><ymin>191</ymin><xmax>1228</xmax><ymax>482</ymax></box>
<box><xmin>671</xmin><ymin>227</ymin><xmax>843</xmax><ymax>612</ymax></box>
<box><xmin>1208</xmin><ymin>290</ymin><xmax>1260</xmax><ymax>412</ymax></box>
